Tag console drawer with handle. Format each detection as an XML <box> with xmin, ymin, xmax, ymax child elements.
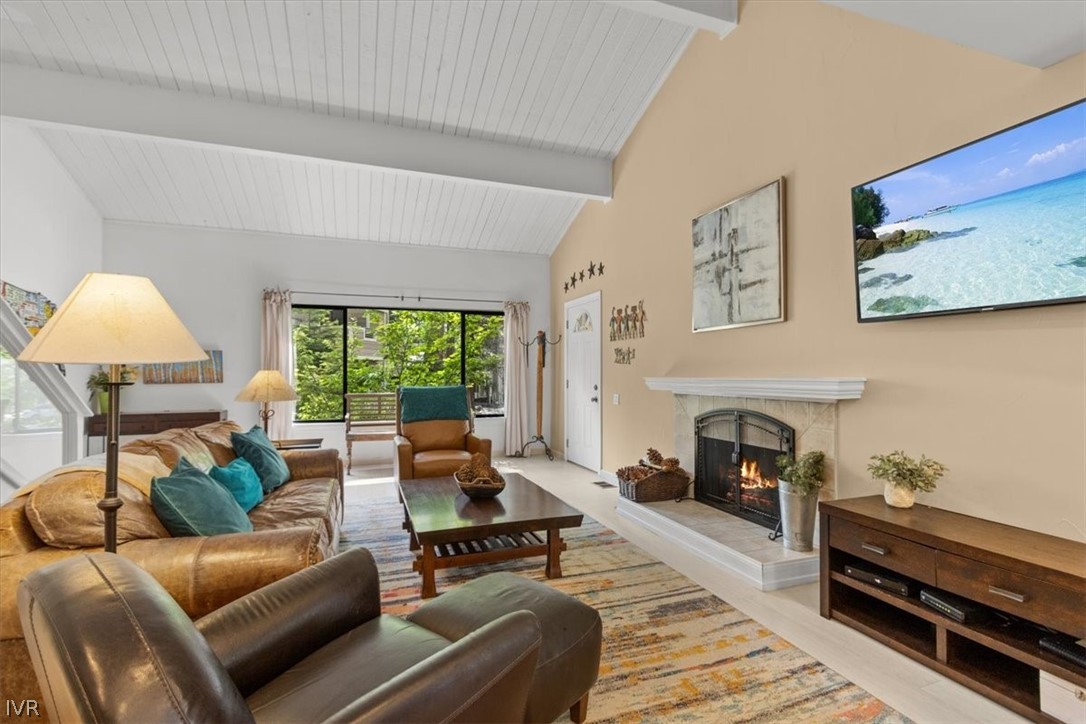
<box><xmin>829</xmin><ymin>518</ymin><xmax>937</xmax><ymax>584</ymax></box>
<box><xmin>937</xmin><ymin>551</ymin><xmax>1086</xmax><ymax>637</ymax></box>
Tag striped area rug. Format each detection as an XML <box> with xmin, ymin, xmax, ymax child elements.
<box><xmin>342</xmin><ymin>493</ymin><xmax>909</xmax><ymax>723</ymax></box>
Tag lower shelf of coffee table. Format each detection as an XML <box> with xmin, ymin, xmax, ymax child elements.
<box><xmin>412</xmin><ymin>531</ymin><xmax>566</xmax><ymax>571</ymax></box>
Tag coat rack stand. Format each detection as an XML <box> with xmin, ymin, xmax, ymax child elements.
<box><xmin>513</xmin><ymin>330</ymin><xmax>560</xmax><ymax>460</ymax></box>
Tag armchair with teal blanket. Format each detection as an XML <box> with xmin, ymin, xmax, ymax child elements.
<box><xmin>393</xmin><ymin>386</ymin><xmax>492</xmax><ymax>482</ymax></box>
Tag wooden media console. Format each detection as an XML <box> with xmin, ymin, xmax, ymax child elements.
<box><xmin>820</xmin><ymin>496</ymin><xmax>1085</xmax><ymax>722</ymax></box>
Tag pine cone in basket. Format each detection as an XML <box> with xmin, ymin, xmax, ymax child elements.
<box><xmin>646</xmin><ymin>448</ymin><xmax>664</xmax><ymax>466</ymax></box>
<box><xmin>617</xmin><ymin>465</ymin><xmax>653</xmax><ymax>483</ymax></box>
<box><xmin>661</xmin><ymin>457</ymin><xmax>681</xmax><ymax>471</ymax></box>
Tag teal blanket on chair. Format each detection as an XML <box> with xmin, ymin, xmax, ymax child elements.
<box><xmin>399</xmin><ymin>386</ymin><xmax>469</xmax><ymax>423</ymax></box>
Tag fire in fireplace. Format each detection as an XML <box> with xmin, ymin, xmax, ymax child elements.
<box><xmin>695</xmin><ymin>409</ymin><xmax>795</xmax><ymax>536</ymax></box>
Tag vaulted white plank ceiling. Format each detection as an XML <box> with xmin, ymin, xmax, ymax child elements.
<box><xmin>0</xmin><ymin>0</ymin><xmax>700</xmax><ymax>254</ymax></box>
<box><xmin>2</xmin><ymin>1</ymin><xmax>1079</xmax><ymax>255</ymax></box>
<box><xmin>39</xmin><ymin>126</ymin><xmax>584</xmax><ymax>253</ymax></box>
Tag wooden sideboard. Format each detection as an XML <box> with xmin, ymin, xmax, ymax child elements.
<box><xmin>85</xmin><ymin>410</ymin><xmax>227</xmax><ymax>454</ymax></box>
<box><xmin>820</xmin><ymin>496</ymin><xmax>1086</xmax><ymax>722</ymax></box>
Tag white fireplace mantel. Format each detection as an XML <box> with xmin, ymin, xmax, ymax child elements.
<box><xmin>644</xmin><ymin>377</ymin><xmax>866</xmax><ymax>402</ymax></box>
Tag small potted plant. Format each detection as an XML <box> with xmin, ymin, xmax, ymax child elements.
<box><xmin>868</xmin><ymin>450</ymin><xmax>947</xmax><ymax>508</ymax></box>
<box><xmin>774</xmin><ymin>450</ymin><xmax>825</xmax><ymax>552</ymax></box>
<box><xmin>87</xmin><ymin>366</ymin><xmax>136</xmax><ymax>414</ymax></box>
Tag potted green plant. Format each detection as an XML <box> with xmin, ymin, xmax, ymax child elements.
<box><xmin>868</xmin><ymin>450</ymin><xmax>947</xmax><ymax>508</ymax></box>
<box><xmin>87</xmin><ymin>366</ymin><xmax>136</xmax><ymax>414</ymax></box>
<box><xmin>774</xmin><ymin>450</ymin><xmax>825</xmax><ymax>552</ymax></box>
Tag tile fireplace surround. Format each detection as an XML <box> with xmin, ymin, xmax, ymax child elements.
<box><xmin>615</xmin><ymin>378</ymin><xmax>866</xmax><ymax>590</ymax></box>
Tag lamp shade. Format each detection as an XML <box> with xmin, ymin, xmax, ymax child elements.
<box><xmin>236</xmin><ymin>370</ymin><xmax>296</xmax><ymax>403</ymax></box>
<box><xmin>17</xmin><ymin>273</ymin><xmax>206</xmax><ymax>365</ymax></box>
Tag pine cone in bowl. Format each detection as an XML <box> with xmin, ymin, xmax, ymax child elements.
<box><xmin>455</xmin><ymin>453</ymin><xmax>505</xmax><ymax>498</ymax></box>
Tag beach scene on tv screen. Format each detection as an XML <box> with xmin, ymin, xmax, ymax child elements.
<box><xmin>853</xmin><ymin>101</ymin><xmax>1086</xmax><ymax>320</ymax></box>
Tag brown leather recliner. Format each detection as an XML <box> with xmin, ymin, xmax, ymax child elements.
<box><xmin>18</xmin><ymin>547</ymin><xmax>542</xmax><ymax>723</ymax></box>
<box><xmin>393</xmin><ymin>385</ymin><xmax>492</xmax><ymax>481</ymax></box>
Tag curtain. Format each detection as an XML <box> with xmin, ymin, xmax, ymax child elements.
<box><xmin>503</xmin><ymin>301</ymin><xmax>530</xmax><ymax>456</ymax></box>
<box><xmin>262</xmin><ymin>288</ymin><xmax>293</xmax><ymax>440</ymax></box>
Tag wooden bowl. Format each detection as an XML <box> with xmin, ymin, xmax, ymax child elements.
<box><xmin>455</xmin><ymin>473</ymin><xmax>506</xmax><ymax>499</ymax></box>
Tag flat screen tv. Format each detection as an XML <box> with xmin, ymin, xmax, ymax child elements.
<box><xmin>852</xmin><ymin>99</ymin><xmax>1086</xmax><ymax>322</ymax></box>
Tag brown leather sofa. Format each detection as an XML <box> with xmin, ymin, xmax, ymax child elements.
<box><xmin>0</xmin><ymin>420</ymin><xmax>343</xmax><ymax>720</ymax></box>
<box><xmin>19</xmin><ymin>548</ymin><xmax>543</xmax><ymax>723</ymax></box>
<box><xmin>393</xmin><ymin>386</ymin><xmax>492</xmax><ymax>481</ymax></box>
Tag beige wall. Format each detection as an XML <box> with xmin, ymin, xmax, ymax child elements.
<box><xmin>549</xmin><ymin>1</ymin><xmax>1086</xmax><ymax>541</ymax></box>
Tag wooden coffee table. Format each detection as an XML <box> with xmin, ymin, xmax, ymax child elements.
<box><xmin>397</xmin><ymin>472</ymin><xmax>584</xmax><ymax>598</ymax></box>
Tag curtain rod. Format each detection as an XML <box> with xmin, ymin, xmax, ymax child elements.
<box><xmin>292</xmin><ymin>290</ymin><xmax>505</xmax><ymax>305</ymax></box>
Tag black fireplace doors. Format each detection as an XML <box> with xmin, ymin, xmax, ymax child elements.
<box><xmin>695</xmin><ymin>409</ymin><xmax>794</xmax><ymax>534</ymax></box>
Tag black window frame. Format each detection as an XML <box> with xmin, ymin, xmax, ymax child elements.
<box><xmin>292</xmin><ymin>303</ymin><xmax>505</xmax><ymax>423</ymax></box>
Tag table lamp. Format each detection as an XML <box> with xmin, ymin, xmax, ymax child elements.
<box><xmin>236</xmin><ymin>370</ymin><xmax>296</xmax><ymax>434</ymax></box>
<box><xmin>17</xmin><ymin>273</ymin><xmax>206</xmax><ymax>553</ymax></box>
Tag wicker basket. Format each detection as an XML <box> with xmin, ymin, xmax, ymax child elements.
<box><xmin>618</xmin><ymin>469</ymin><xmax>692</xmax><ymax>503</ymax></box>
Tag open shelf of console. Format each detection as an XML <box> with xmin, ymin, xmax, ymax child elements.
<box><xmin>820</xmin><ymin>496</ymin><xmax>1086</xmax><ymax>723</ymax></box>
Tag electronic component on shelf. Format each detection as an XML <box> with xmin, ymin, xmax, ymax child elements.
<box><xmin>843</xmin><ymin>563</ymin><xmax>913</xmax><ymax>596</ymax></box>
<box><xmin>1039</xmin><ymin>634</ymin><xmax>1086</xmax><ymax>669</ymax></box>
<box><xmin>919</xmin><ymin>588</ymin><xmax>990</xmax><ymax>624</ymax></box>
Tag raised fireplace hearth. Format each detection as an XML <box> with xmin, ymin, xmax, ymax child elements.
<box><xmin>611</xmin><ymin>377</ymin><xmax>866</xmax><ymax>590</ymax></box>
<box><xmin>696</xmin><ymin>409</ymin><xmax>794</xmax><ymax>535</ymax></box>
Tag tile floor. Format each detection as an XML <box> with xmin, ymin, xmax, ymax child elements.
<box><xmin>345</xmin><ymin>456</ymin><xmax>1026</xmax><ymax>723</ymax></box>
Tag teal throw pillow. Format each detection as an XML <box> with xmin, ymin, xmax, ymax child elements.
<box><xmin>399</xmin><ymin>385</ymin><xmax>470</xmax><ymax>423</ymax></box>
<box><xmin>208</xmin><ymin>457</ymin><xmax>264</xmax><ymax>512</ymax></box>
<box><xmin>151</xmin><ymin>457</ymin><xmax>254</xmax><ymax>537</ymax></box>
<box><xmin>230</xmin><ymin>426</ymin><xmax>291</xmax><ymax>493</ymax></box>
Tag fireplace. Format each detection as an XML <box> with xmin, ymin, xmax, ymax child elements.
<box><xmin>695</xmin><ymin>409</ymin><xmax>794</xmax><ymax>536</ymax></box>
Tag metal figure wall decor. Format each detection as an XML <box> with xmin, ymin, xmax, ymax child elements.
<box><xmin>609</xmin><ymin>300</ymin><xmax>646</xmax><ymax>341</ymax></box>
<box><xmin>614</xmin><ymin>347</ymin><xmax>636</xmax><ymax>365</ymax></box>
<box><xmin>512</xmin><ymin>329</ymin><xmax>561</xmax><ymax>460</ymax></box>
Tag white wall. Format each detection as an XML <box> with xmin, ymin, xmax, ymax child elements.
<box><xmin>103</xmin><ymin>221</ymin><xmax>552</xmax><ymax>462</ymax></box>
<box><xmin>0</xmin><ymin>119</ymin><xmax>103</xmax><ymax>484</ymax></box>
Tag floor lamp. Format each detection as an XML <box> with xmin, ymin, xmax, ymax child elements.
<box><xmin>236</xmin><ymin>369</ymin><xmax>296</xmax><ymax>435</ymax></box>
<box><xmin>18</xmin><ymin>273</ymin><xmax>206</xmax><ymax>553</ymax></box>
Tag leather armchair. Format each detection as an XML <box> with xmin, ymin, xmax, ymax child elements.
<box><xmin>18</xmin><ymin>548</ymin><xmax>542</xmax><ymax>723</ymax></box>
<box><xmin>393</xmin><ymin>386</ymin><xmax>492</xmax><ymax>481</ymax></box>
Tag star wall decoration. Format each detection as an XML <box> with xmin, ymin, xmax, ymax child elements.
<box><xmin>564</xmin><ymin>261</ymin><xmax>607</xmax><ymax>293</ymax></box>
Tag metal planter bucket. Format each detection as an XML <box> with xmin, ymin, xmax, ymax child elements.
<box><xmin>778</xmin><ymin>480</ymin><xmax>818</xmax><ymax>552</ymax></box>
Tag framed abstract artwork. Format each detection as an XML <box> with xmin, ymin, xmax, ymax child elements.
<box><xmin>0</xmin><ymin>280</ymin><xmax>57</xmax><ymax>336</ymax></box>
<box><xmin>142</xmin><ymin>349</ymin><xmax>222</xmax><ymax>384</ymax></box>
<box><xmin>692</xmin><ymin>178</ymin><xmax>785</xmax><ymax>332</ymax></box>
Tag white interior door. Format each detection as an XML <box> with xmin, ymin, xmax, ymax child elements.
<box><xmin>564</xmin><ymin>292</ymin><xmax>601</xmax><ymax>472</ymax></box>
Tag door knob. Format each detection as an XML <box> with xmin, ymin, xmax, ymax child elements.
<box><xmin>591</xmin><ymin>396</ymin><xmax>599</xmax><ymax>403</ymax></box>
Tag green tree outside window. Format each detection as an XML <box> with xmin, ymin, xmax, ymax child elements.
<box><xmin>292</xmin><ymin>306</ymin><xmax>504</xmax><ymax>421</ymax></box>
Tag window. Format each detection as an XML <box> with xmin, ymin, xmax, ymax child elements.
<box><xmin>292</xmin><ymin>305</ymin><xmax>504</xmax><ymax>422</ymax></box>
<box><xmin>0</xmin><ymin>347</ymin><xmax>62</xmax><ymax>433</ymax></box>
